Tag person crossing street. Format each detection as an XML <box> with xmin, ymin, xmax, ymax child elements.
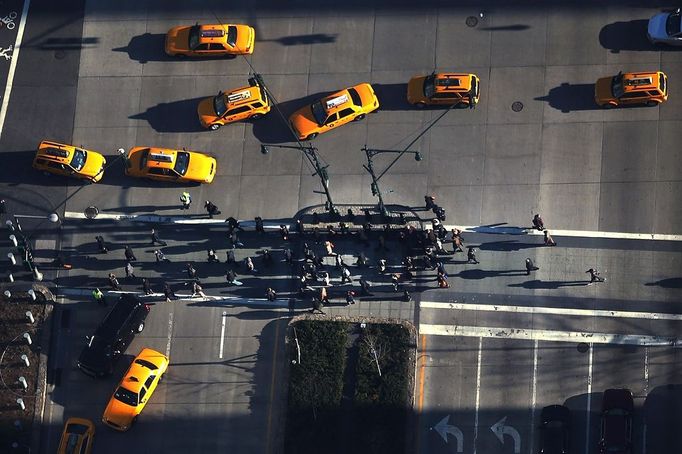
<box><xmin>180</xmin><ymin>192</ymin><xmax>192</xmax><ymax>210</ymax></box>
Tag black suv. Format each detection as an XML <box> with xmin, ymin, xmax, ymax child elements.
<box><xmin>77</xmin><ymin>294</ymin><xmax>150</xmax><ymax>377</ymax></box>
<box><xmin>539</xmin><ymin>404</ymin><xmax>570</xmax><ymax>454</ymax></box>
<box><xmin>599</xmin><ymin>388</ymin><xmax>634</xmax><ymax>454</ymax></box>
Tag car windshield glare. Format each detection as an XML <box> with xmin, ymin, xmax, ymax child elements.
<box><xmin>214</xmin><ymin>93</ymin><xmax>227</xmax><ymax>117</ymax></box>
<box><xmin>113</xmin><ymin>386</ymin><xmax>138</xmax><ymax>406</ymax></box>
<box><xmin>173</xmin><ymin>151</ymin><xmax>190</xmax><ymax>176</ymax></box>
<box><xmin>70</xmin><ymin>149</ymin><xmax>87</xmax><ymax>171</ymax></box>
<box><xmin>611</xmin><ymin>75</ymin><xmax>624</xmax><ymax>98</ymax></box>
<box><xmin>311</xmin><ymin>101</ymin><xmax>327</xmax><ymax>126</ymax></box>
<box><xmin>666</xmin><ymin>13</ymin><xmax>681</xmax><ymax>36</ymax></box>
<box><xmin>423</xmin><ymin>75</ymin><xmax>436</xmax><ymax>98</ymax></box>
<box><xmin>188</xmin><ymin>25</ymin><xmax>200</xmax><ymax>50</ymax></box>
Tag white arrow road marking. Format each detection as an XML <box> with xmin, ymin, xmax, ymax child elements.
<box><xmin>432</xmin><ymin>415</ymin><xmax>463</xmax><ymax>452</ymax></box>
<box><xmin>219</xmin><ymin>312</ymin><xmax>227</xmax><ymax>359</ymax></box>
<box><xmin>491</xmin><ymin>416</ymin><xmax>521</xmax><ymax>454</ymax></box>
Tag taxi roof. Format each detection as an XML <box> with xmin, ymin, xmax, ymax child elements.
<box><xmin>143</xmin><ymin>148</ymin><xmax>178</xmax><ymax>169</ymax></box>
<box><xmin>195</xmin><ymin>24</ymin><xmax>230</xmax><ymax>43</ymax></box>
<box><xmin>433</xmin><ymin>74</ymin><xmax>474</xmax><ymax>92</ymax></box>
<box><xmin>621</xmin><ymin>72</ymin><xmax>662</xmax><ymax>92</ymax></box>
<box><xmin>38</xmin><ymin>142</ymin><xmax>75</xmax><ymax>162</ymax></box>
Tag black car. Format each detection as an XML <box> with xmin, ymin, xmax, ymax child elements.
<box><xmin>77</xmin><ymin>294</ymin><xmax>150</xmax><ymax>377</ymax></box>
<box><xmin>599</xmin><ymin>388</ymin><xmax>634</xmax><ymax>454</ymax></box>
<box><xmin>539</xmin><ymin>405</ymin><xmax>570</xmax><ymax>454</ymax></box>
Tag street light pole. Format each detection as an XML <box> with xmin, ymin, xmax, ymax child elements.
<box><xmin>260</xmin><ymin>144</ymin><xmax>338</xmax><ymax>215</ymax></box>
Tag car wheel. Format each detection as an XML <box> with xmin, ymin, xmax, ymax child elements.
<box><xmin>354</xmin><ymin>114</ymin><xmax>366</xmax><ymax>121</ymax></box>
<box><xmin>645</xmin><ymin>100</ymin><xmax>658</xmax><ymax>107</ymax></box>
<box><xmin>415</xmin><ymin>102</ymin><xmax>426</xmax><ymax>109</ymax></box>
<box><xmin>136</xmin><ymin>322</ymin><xmax>145</xmax><ymax>333</ymax></box>
<box><xmin>209</xmin><ymin>123</ymin><xmax>221</xmax><ymax>131</ymax></box>
<box><xmin>250</xmin><ymin>113</ymin><xmax>263</xmax><ymax>120</ymax></box>
<box><xmin>306</xmin><ymin>133</ymin><xmax>318</xmax><ymax>140</ymax></box>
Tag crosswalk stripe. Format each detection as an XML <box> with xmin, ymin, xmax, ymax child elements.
<box><xmin>419</xmin><ymin>324</ymin><xmax>680</xmax><ymax>346</ymax></box>
<box><xmin>420</xmin><ymin>301</ymin><xmax>682</xmax><ymax>321</ymax></box>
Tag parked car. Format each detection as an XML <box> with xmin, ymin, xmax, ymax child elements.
<box><xmin>539</xmin><ymin>405</ymin><xmax>570</xmax><ymax>454</ymax></box>
<box><xmin>57</xmin><ymin>417</ymin><xmax>95</xmax><ymax>454</ymax></box>
<box><xmin>102</xmin><ymin>348</ymin><xmax>169</xmax><ymax>431</ymax></box>
<box><xmin>77</xmin><ymin>294</ymin><xmax>150</xmax><ymax>377</ymax></box>
<box><xmin>599</xmin><ymin>388</ymin><xmax>634</xmax><ymax>454</ymax></box>
<box><xmin>647</xmin><ymin>8</ymin><xmax>682</xmax><ymax>45</ymax></box>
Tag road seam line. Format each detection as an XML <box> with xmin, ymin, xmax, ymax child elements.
<box><xmin>473</xmin><ymin>336</ymin><xmax>482</xmax><ymax>454</ymax></box>
<box><xmin>528</xmin><ymin>339</ymin><xmax>538</xmax><ymax>454</ymax></box>
<box><xmin>585</xmin><ymin>343</ymin><xmax>593</xmax><ymax>454</ymax></box>
<box><xmin>165</xmin><ymin>311</ymin><xmax>173</xmax><ymax>358</ymax></box>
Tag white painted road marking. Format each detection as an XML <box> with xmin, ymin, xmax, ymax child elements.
<box><xmin>420</xmin><ymin>301</ymin><xmax>682</xmax><ymax>321</ymax></box>
<box><xmin>165</xmin><ymin>311</ymin><xmax>174</xmax><ymax>358</ymax></box>
<box><xmin>585</xmin><ymin>343</ymin><xmax>593</xmax><ymax>454</ymax></box>
<box><xmin>433</xmin><ymin>415</ymin><xmax>464</xmax><ymax>451</ymax></box>
<box><xmin>491</xmin><ymin>416</ymin><xmax>521</xmax><ymax>454</ymax></box>
<box><xmin>219</xmin><ymin>312</ymin><xmax>227</xmax><ymax>359</ymax></box>
<box><xmin>473</xmin><ymin>337</ymin><xmax>482</xmax><ymax>454</ymax></box>
<box><xmin>419</xmin><ymin>324</ymin><xmax>679</xmax><ymax>346</ymax></box>
<box><xmin>0</xmin><ymin>0</ymin><xmax>30</xmax><ymax>140</ymax></box>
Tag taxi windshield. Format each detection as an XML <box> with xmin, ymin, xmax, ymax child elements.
<box><xmin>214</xmin><ymin>93</ymin><xmax>227</xmax><ymax>117</ymax></box>
<box><xmin>311</xmin><ymin>101</ymin><xmax>327</xmax><ymax>126</ymax></box>
<box><xmin>423</xmin><ymin>75</ymin><xmax>436</xmax><ymax>98</ymax></box>
<box><xmin>113</xmin><ymin>386</ymin><xmax>138</xmax><ymax>407</ymax></box>
<box><xmin>188</xmin><ymin>25</ymin><xmax>201</xmax><ymax>50</ymax></box>
<box><xmin>70</xmin><ymin>148</ymin><xmax>87</xmax><ymax>171</ymax></box>
<box><xmin>611</xmin><ymin>74</ymin><xmax>624</xmax><ymax>98</ymax></box>
<box><xmin>227</xmin><ymin>25</ymin><xmax>237</xmax><ymax>47</ymax></box>
<box><xmin>666</xmin><ymin>12</ymin><xmax>681</xmax><ymax>36</ymax></box>
<box><xmin>173</xmin><ymin>151</ymin><xmax>190</xmax><ymax>176</ymax></box>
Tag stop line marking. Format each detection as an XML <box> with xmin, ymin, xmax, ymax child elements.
<box><xmin>419</xmin><ymin>324</ymin><xmax>679</xmax><ymax>346</ymax></box>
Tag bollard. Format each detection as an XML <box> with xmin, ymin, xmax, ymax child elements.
<box><xmin>27</xmin><ymin>289</ymin><xmax>36</xmax><ymax>301</ymax></box>
<box><xmin>6</xmin><ymin>219</ymin><xmax>14</xmax><ymax>231</ymax></box>
<box><xmin>18</xmin><ymin>376</ymin><xmax>27</xmax><ymax>390</ymax></box>
<box><xmin>7</xmin><ymin>272</ymin><xmax>13</xmax><ymax>283</ymax></box>
<box><xmin>25</xmin><ymin>311</ymin><xmax>34</xmax><ymax>324</ymax></box>
<box><xmin>12</xmin><ymin>442</ymin><xmax>19</xmax><ymax>449</ymax></box>
<box><xmin>16</xmin><ymin>398</ymin><xmax>25</xmax><ymax>411</ymax></box>
<box><xmin>8</xmin><ymin>252</ymin><xmax>16</xmax><ymax>265</ymax></box>
<box><xmin>23</xmin><ymin>333</ymin><xmax>31</xmax><ymax>345</ymax></box>
<box><xmin>4</xmin><ymin>290</ymin><xmax>10</xmax><ymax>299</ymax></box>
<box><xmin>9</xmin><ymin>234</ymin><xmax>17</xmax><ymax>246</ymax></box>
<box><xmin>20</xmin><ymin>354</ymin><xmax>29</xmax><ymax>367</ymax></box>
<box><xmin>33</xmin><ymin>267</ymin><xmax>43</xmax><ymax>282</ymax></box>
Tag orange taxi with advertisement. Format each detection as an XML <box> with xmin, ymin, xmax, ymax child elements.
<box><xmin>595</xmin><ymin>71</ymin><xmax>668</xmax><ymax>108</ymax></box>
<box><xmin>289</xmin><ymin>83</ymin><xmax>379</xmax><ymax>140</ymax></box>
<box><xmin>57</xmin><ymin>417</ymin><xmax>95</xmax><ymax>454</ymax></box>
<box><xmin>33</xmin><ymin>141</ymin><xmax>106</xmax><ymax>182</ymax></box>
<box><xmin>124</xmin><ymin>146</ymin><xmax>216</xmax><ymax>184</ymax></box>
<box><xmin>407</xmin><ymin>72</ymin><xmax>480</xmax><ymax>108</ymax></box>
<box><xmin>165</xmin><ymin>23</ymin><xmax>255</xmax><ymax>57</ymax></box>
<box><xmin>102</xmin><ymin>348</ymin><xmax>169</xmax><ymax>432</ymax></box>
<box><xmin>197</xmin><ymin>77</ymin><xmax>271</xmax><ymax>130</ymax></box>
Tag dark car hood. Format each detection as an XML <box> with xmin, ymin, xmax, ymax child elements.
<box><xmin>77</xmin><ymin>339</ymin><xmax>112</xmax><ymax>375</ymax></box>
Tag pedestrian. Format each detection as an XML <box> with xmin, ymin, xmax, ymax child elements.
<box><xmin>284</xmin><ymin>248</ymin><xmax>293</xmax><ymax>264</ymax></box>
<box><xmin>437</xmin><ymin>272</ymin><xmax>450</xmax><ymax>288</ymax></box>
<box><xmin>435</xmin><ymin>206</ymin><xmax>446</xmax><ymax>222</ymax></box>
<box><xmin>311</xmin><ymin>297</ymin><xmax>326</xmax><ymax>314</ymax></box>
<box><xmin>295</xmin><ymin>219</ymin><xmax>304</xmax><ymax>233</ymax></box>
<box><xmin>403</xmin><ymin>289</ymin><xmax>411</xmax><ymax>302</ymax></box>
<box><xmin>92</xmin><ymin>287</ymin><xmax>105</xmax><ymax>306</ymax></box>
<box><xmin>204</xmin><ymin>200</ymin><xmax>221</xmax><ymax>218</ymax></box>
<box><xmin>321</xmin><ymin>271</ymin><xmax>331</xmax><ymax>287</ymax></box>
<box><xmin>180</xmin><ymin>191</ymin><xmax>191</xmax><ymax>210</ymax></box>
<box><xmin>266</xmin><ymin>287</ymin><xmax>277</xmax><ymax>301</ymax></box>
<box><xmin>151</xmin><ymin>228</ymin><xmax>167</xmax><ymax>246</ymax></box>
<box><xmin>423</xmin><ymin>254</ymin><xmax>435</xmax><ymax>270</ymax></box>
<box><xmin>532</xmin><ymin>214</ymin><xmax>545</xmax><ymax>231</ymax></box>
<box><xmin>186</xmin><ymin>263</ymin><xmax>197</xmax><ymax>279</ymax></box>
<box><xmin>346</xmin><ymin>290</ymin><xmax>356</xmax><ymax>306</ymax></box>
<box><xmin>341</xmin><ymin>266</ymin><xmax>352</xmax><ymax>284</ymax></box>
<box><xmin>525</xmin><ymin>258</ymin><xmax>539</xmax><ymax>275</ymax></box>
<box><xmin>124</xmin><ymin>245</ymin><xmax>137</xmax><ymax>262</ymax></box>
<box><xmin>335</xmin><ymin>254</ymin><xmax>343</xmax><ymax>269</ymax></box>
<box><xmin>452</xmin><ymin>228</ymin><xmax>464</xmax><ymax>253</ymax></box>
<box><xmin>226</xmin><ymin>217</ymin><xmax>241</xmax><ymax>232</ymax></box>
<box><xmin>436</xmin><ymin>261</ymin><xmax>448</xmax><ymax>278</ymax></box>
<box><xmin>207</xmin><ymin>249</ymin><xmax>220</xmax><ymax>263</ymax></box>
<box><xmin>0</xmin><ymin>199</ymin><xmax>5</xmax><ymax>215</ymax></box>
<box><xmin>95</xmin><ymin>235</ymin><xmax>108</xmax><ymax>253</ymax></box>
<box><xmin>359</xmin><ymin>279</ymin><xmax>372</xmax><ymax>296</ymax></box>
<box><xmin>391</xmin><ymin>273</ymin><xmax>400</xmax><ymax>292</ymax></box>
<box><xmin>226</xmin><ymin>269</ymin><xmax>243</xmax><ymax>286</ymax></box>
<box><xmin>435</xmin><ymin>237</ymin><xmax>446</xmax><ymax>254</ymax></box>
<box><xmin>313</xmin><ymin>227</ymin><xmax>321</xmax><ymax>244</ymax></box>
<box><xmin>154</xmin><ymin>249</ymin><xmax>170</xmax><ymax>263</ymax></box>
<box><xmin>404</xmin><ymin>256</ymin><xmax>415</xmax><ymax>271</ymax></box>
<box><xmin>230</xmin><ymin>230</ymin><xmax>244</xmax><ymax>248</ymax></box>
<box><xmin>378</xmin><ymin>259</ymin><xmax>387</xmax><ymax>273</ymax></box>
<box><xmin>356</xmin><ymin>252</ymin><xmax>367</xmax><ymax>267</ymax></box>
<box><xmin>163</xmin><ymin>283</ymin><xmax>176</xmax><ymax>302</ymax></box>
<box><xmin>320</xmin><ymin>286</ymin><xmax>330</xmax><ymax>304</ymax></box>
<box><xmin>280</xmin><ymin>224</ymin><xmax>290</xmax><ymax>241</ymax></box>
<box><xmin>142</xmin><ymin>278</ymin><xmax>153</xmax><ymax>295</ymax></box>
<box><xmin>467</xmin><ymin>247</ymin><xmax>479</xmax><ymax>264</ymax></box>
<box><xmin>543</xmin><ymin>229</ymin><xmax>553</xmax><ymax>245</ymax></box>
<box><xmin>262</xmin><ymin>249</ymin><xmax>273</xmax><ymax>266</ymax></box>
<box><xmin>586</xmin><ymin>268</ymin><xmax>605</xmax><ymax>284</ymax></box>
<box><xmin>125</xmin><ymin>262</ymin><xmax>136</xmax><ymax>278</ymax></box>
<box><xmin>245</xmin><ymin>256</ymin><xmax>257</xmax><ymax>273</ymax></box>
<box><xmin>255</xmin><ymin>216</ymin><xmax>265</xmax><ymax>233</ymax></box>
<box><xmin>226</xmin><ymin>248</ymin><xmax>235</xmax><ymax>264</ymax></box>
<box><xmin>191</xmin><ymin>281</ymin><xmax>207</xmax><ymax>299</ymax></box>
<box><xmin>425</xmin><ymin>194</ymin><xmax>436</xmax><ymax>210</ymax></box>
<box><xmin>108</xmin><ymin>273</ymin><xmax>121</xmax><ymax>290</ymax></box>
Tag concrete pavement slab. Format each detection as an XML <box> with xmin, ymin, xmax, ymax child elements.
<box><xmin>71</xmin><ymin>126</ymin><xmax>139</xmax><ymax>155</ymax></box>
<box><xmin>74</xmin><ymin>76</ymin><xmax>142</xmax><ymax>128</ymax></box>
<box><xmin>371</xmin><ymin>13</ymin><xmax>438</xmax><ymax>72</ymax></box>
<box><xmin>85</xmin><ymin>0</ymin><xmax>149</xmax><ymax>21</ymax></box>
<box><xmin>654</xmin><ymin>181</ymin><xmax>682</xmax><ymax>235</ymax></box>
<box><xmin>483</xmin><ymin>123</ymin><xmax>542</xmax><ymax>185</ymax></box>
<box><xmin>429</xmin><ymin>185</ymin><xmax>483</xmax><ymax>226</ymax></box>
<box><xmin>489</xmin><ymin>10</ymin><xmax>548</xmax><ymax>68</ymax></box>
<box><xmin>540</xmin><ymin>64</ymin><xmax>607</xmax><ymax>123</ymax></box>
<box><xmin>427</xmin><ymin>124</ymin><xmax>486</xmax><ymax>187</ymax></box>
<box><xmin>601</xmin><ymin>121</ymin><xmax>658</xmax><ymax>183</ymax></box>
<box><xmin>660</xmin><ymin>61</ymin><xmax>682</xmax><ymax>120</ymax></box>
<box><xmin>238</xmin><ymin>174</ymin><xmax>302</xmax><ymax>219</ymax></box>
<box><xmin>538</xmin><ymin>183</ymin><xmax>601</xmax><ymax>232</ymax></box>
<box><xmin>435</xmin><ymin>11</ymin><xmax>492</xmax><ymax>68</ymax></box>
<box><xmin>655</xmin><ymin>121</ymin><xmax>682</xmax><ymax>182</ymax></box>
<box><xmin>79</xmin><ymin>20</ymin><xmax>146</xmax><ymax>77</ymax></box>
<box><xmin>481</xmin><ymin>183</ymin><xmax>540</xmax><ymax>228</ymax></box>
<box><xmin>487</xmin><ymin>66</ymin><xmax>545</xmax><ymax>124</ymax></box>
<box><xmin>540</xmin><ymin>122</ymin><xmax>603</xmax><ymax>184</ymax></box>
<box><xmin>249</xmin><ymin>16</ymin><xmax>314</xmax><ymax>74</ymax></box>
<box><xmin>546</xmin><ymin>7</ymin><xmax>608</xmax><ymax>66</ymax></box>
<box><xmin>310</xmin><ymin>14</ymin><xmax>375</xmax><ymax>74</ymax></box>
<box><xmin>241</xmin><ymin>136</ymin><xmax>302</xmax><ymax>176</ymax></box>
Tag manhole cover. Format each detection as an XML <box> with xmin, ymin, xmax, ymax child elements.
<box><xmin>54</xmin><ymin>50</ymin><xmax>66</xmax><ymax>60</ymax></box>
<box><xmin>577</xmin><ymin>342</ymin><xmax>590</xmax><ymax>353</ymax></box>
<box><xmin>511</xmin><ymin>101</ymin><xmax>524</xmax><ymax>112</ymax></box>
<box><xmin>84</xmin><ymin>206</ymin><xmax>99</xmax><ymax>219</ymax></box>
<box><xmin>466</xmin><ymin>16</ymin><xmax>478</xmax><ymax>27</ymax></box>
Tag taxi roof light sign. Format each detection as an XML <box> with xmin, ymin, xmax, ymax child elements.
<box><xmin>626</xmin><ymin>77</ymin><xmax>653</xmax><ymax>87</ymax></box>
<box><xmin>44</xmin><ymin>148</ymin><xmax>70</xmax><ymax>158</ymax></box>
<box><xmin>227</xmin><ymin>89</ymin><xmax>252</xmax><ymax>103</ymax></box>
<box><xmin>325</xmin><ymin>94</ymin><xmax>349</xmax><ymax>110</ymax></box>
<box><xmin>201</xmin><ymin>29</ymin><xmax>225</xmax><ymax>38</ymax></box>
<box><xmin>149</xmin><ymin>152</ymin><xmax>174</xmax><ymax>162</ymax></box>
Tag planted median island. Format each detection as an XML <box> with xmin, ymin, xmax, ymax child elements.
<box><xmin>284</xmin><ymin>318</ymin><xmax>416</xmax><ymax>454</ymax></box>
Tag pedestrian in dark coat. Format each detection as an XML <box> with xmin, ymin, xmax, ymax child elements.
<box><xmin>255</xmin><ymin>216</ymin><xmax>265</xmax><ymax>233</ymax></box>
<box><xmin>341</xmin><ymin>266</ymin><xmax>352</xmax><ymax>284</ymax></box>
<box><xmin>467</xmin><ymin>247</ymin><xmax>479</xmax><ymax>264</ymax></box>
<box><xmin>226</xmin><ymin>248</ymin><xmax>235</xmax><ymax>264</ymax></box>
<box><xmin>207</xmin><ymin>249</ymin><xmax>220</xmax><ymax>263</ymax></box>
<box><xmin>284</xmin><ymin>248</ymin><xmax>293</xmax><ymax>264</ymax></box>
<box><xmin>356</xmin><ymin>252</ymin><xmax>367</xmax><ymax>267</ymax></box>
<box><xmin>586</xmin><ymin>268</ymin><xmax>605</xmax><ymax>284</ymax></box>
<box><xmin>204</xmin><ymin>201</ymin><xmax>221</xmax><ymax>218</ymax></box>
<box><xmin>163</xmin><ymin>283</ymin><xmax>176</xmax><ymax>302</ymax></box>
<box><xmin>151</xmin><ymin>229</ymin><xmax>167</xmax><ymax>246</ymax></box>
<box><xmin>525</xmin><ymin>258</ymin><xmax>539</xmax><ymax>275</ymax></box>
<box><xmin>154</xmin><ymin>249</ymin><xmax>169</xmax><ymax>263</ymax></box>
<box><xmin>186</xmin><ymin>263</ymin><xmax>197</xmax><ymax>279</ymax></box>
<box><xmin>311</xmin><ymin>297</ymin><xmax>326</xmax><ymax>314</ymax></box>
<box><xmin>142</xmin><ymin>278</ymin><xmax>153</xmax><ymax>295</ymax></box>
<box><xmin>95</xmin><ymin>235</ymin><xmax>108</xmax><ymax>253</ymax></box>
<box><xmin>108</xmin><ymin>273</ymin><xmax>121</xmax><ymax>290</ymax></box>
<box><xmin>124</xmin><ymin>245</ymin><xmax>137</xmax><ymax>262</ymax></box>
<box><xmin>425</xmin><ymin>195</ymin><xmax>436</xmax><ymax>210</ymax></box>
<box><xmin>245</xmin><ymin>257</ymin><xmax>257</xmax><ymax>273</ymax></box>
<box><xmin>346</xmin><ymin>290</ymin><xmax>356</xmax><ymax>306</ymax></box>
<box><xmin>280</xmin><ymin>225</ymin><xmax>289</xmax><ymax>241</ymax></box>
<box><xmin>532</xmin><ymin>214</ymin><xmax>545</xmax><ymax>231</ymax></box>
<box><xmin>266</xmin><ymin>287</ymin><xmax>277</xmax><ymax>301</ymax></box>
<box><xmin>262</xmin><ymin>249</ymin><xmax>273</xmax><ymax>266</ymax></box>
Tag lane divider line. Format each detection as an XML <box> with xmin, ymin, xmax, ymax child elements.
<box><xmin>585</xmin><ymin>343</ymin><xmax>593</xmax><ymax>454</ymax></box>
<box><xmin>473</xmin><ymin>336</ymin><xmax>482</xmax><ymax>454</ymax></box>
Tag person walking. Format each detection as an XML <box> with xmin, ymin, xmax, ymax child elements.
<box><xmin>532</xmin><ymin>214</ymin><xmax>545</xmax><ymax>231</ymax></box>
<box><xmin>266</xmin><ymin>287</ymin><xmax>277</xmax><ymax>302</ymax></box>
<box><xmin>391</xmin><ymin>273</ymin><xmax>400</xmax><ymax>292</ymax></box>
<box><xmin>163</xmin><ymin>283</ymin><xmax>177</xmax><ymax>302</ymax></box>
<box><xmin>311</xmin><ymin>297</ymin><xmax>326</xmax><ymax>315</ymax></box>
<box><xmin>586</xmin><ymin>268</ymin><xmax>605</xmax><ymax>284</ymax></box>
<box><xmin>191</xmin><ymin>281</ymin><xmax>207</xmax><ymax>299</ymax></box>
<box><xmin>320</xmin><ymin>271</ymin><xmax>331</xmax><ymax>287</ymax></box>
<box><xmin>544</xmin><ymin>230</ymin><xmax>556</xmax><ymax>247</ymax></box>
<box><xmin>378</xmin><ymin>258</ymin><xmax>387</xmax><ymax>273</ymax></box>
<box><xmin>345</xmin><ymin>290</ymin><xmax>356</xmax><ymax>306</ymax></box>
<box><xmin>124</xmin><ymin>245</ymin><xmax>137</xmax><ymax>262</ymax></box>
<box><xmin>180</xmin><ymin>192</ymin><xmax>191</xmax><ymax>210</ymax></box>
<box><xmin>525</xmin><ymin>258</ymin><xmax>539</xmax><ymax>275</ymax></box>
<box><xmin>108</xmin><ymin>273</ymin><xmax>121</xmax><ymax>290</ymax></box>
<box><xmin>204</xmin><ymin>201</ymin><xmax>221</xmax><ymax>218</ymax></box>
<box><xmin>92</xmin><ymin>288</ymin><xmax>105</xmax><ymax>306</ymax></box>
<box><xmin>186</xmin><ymin>263</ymin><xmax>197</xmax><ymax>279</ymax></box>
<box><xmin>320</xmin><ymin>286</ymin><xmax>330</xmax><ymax>305</ymax></box>
<box><xmin>324</xmin><ymin>240</ymin><xmax>335</xmax><ymax>256</ymax></box>
<box><xmin>255</xmin><ymin>216</ymin><xmax>265</xmax><ymax>233</ymax></box>
<box><xmin>356</xmin><ymin>252</ymin><xmax>367</xmax><ymax>267</ymax></box>
<box><xmin>437</xmin><ymin>272</ymin><xmax>450</xmax><ymax>288</ymax></box>
<box><xmin>341</xmin><ymin>266</ymin><xmax>352</xmax><ymax>284</ymax></box>
<box><xmin>359</xmin><ymin>279</ymin><xmax>372</xmax><ymax>296</ymax></box>
<box><xmin>436</xmin><ymin>261</ymin><xmax>448</xmax><ymax>278</ymax></box>
<box><xmin>452</xmin><ymin>229</ymin><xmax>464</xmax><ymax>253</ymax></box>
<box><xmin>95</xmin><ymin>235</ymin><xmax>108</xmax><ymax>253</ymax></box>
<box><xmin>207</xmin><ymin>249</ymin><xmax>220</xmax><ymax>263</ymax></box>
<box><xmin>226</xmin><ymin>248</ymin><xmax>235</xmax><ymax>264</ymax></box>
<box><xmin>226</xmin><ymin>269</ymin><xmax>243</xmax><ymax>286</ymax></box>
<box><xmin>154</xmin><ymin>249</ymin><xmax>170</xmax><ymax>262</ymax></box>
<box><xmin>284</xmin><ymin>248</ymin><xmax>293</xmax><ymax>264</ymax></box>
<box><xmin>467</xmin><ymin>247</ymin><xmax>479</xmax><ymax>264</ymax></box>
<box><xmin>142</xmin><ymin>278</ymin><xmax>153</xmax><ymax>295</ymax></box>
<box><xmin>230</xmin><ymin>230</ymin><xmax>244</xmax><ymax>248</ymax></box>
<box><xmin>151</xmin><ymin>228</ymin><xmax>167</xmax><ymax>246</ymax></box>
<box><xmin>262</xmin><ymin>249</ymin><xmax>273</xmax><ymax>267</ymax></box>
<box><xmin>424</xmin><ymin>194</ymin><xmax>436</xmax><ymax>210</ymax></box>
<box><xmin>245</xmin><ymin>257</ymin><xmax>257</xmax><ymax>274</ymax></box>
<box><xmin>280</xmin><ymin>224</ymin><xmax>290</xmax><ymax>241</ymax></box>
<box><xmin>125</xmin><ymin>262</ymin><xmax>136</xmax><ymax>278</ymax></box>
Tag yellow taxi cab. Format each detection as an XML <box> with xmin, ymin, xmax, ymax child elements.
<box><xmin>407</xmin><ymin>72</ymin><xmax>480</xmax><ymax>108</ymax></box>
<box><xmin>102</xmin><ymin>348</ymin><xmax>169</xmax><ymax>432</ymax></box>
<box><xmin>595</xmin><ymin>71</ymin><xmax>668</xmax><ymax>108</ymax></box>
<box><xmin>33</xmin><ymin>141</ymin><xmax>106</xmax><ymax>183</ymax></box>
<box><xmin>124</xmin><ymin>146</ymin><xmax>216</xmax><ymax>184</ymax></box>
<box><xmin>197</xmin><ymin>77</ymin><xmax>271</xmax><ymax>130</ymax></box>
<box><xmin>57</xmin><ymin>417</ymin><xmax>95</xmax><ymax>454</ymax></box>
<box><xmin>289</xmin><ymin>83</ymin><xmax>379</xmax><ymax>140</ymax></box>
<box><xmin>165</xmin><ymin>23</ymin><xmax>255</xmax><ymax>57</ymax></box>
